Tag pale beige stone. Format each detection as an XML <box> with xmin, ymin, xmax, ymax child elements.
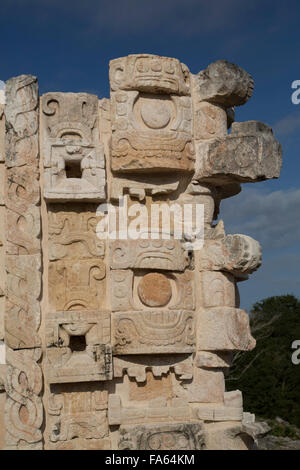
<box><xmin>111</xmin><ymin>269</ymin><xmax>195</xmax><ymax>312</ymax></box>
<box><xmin>118</xmin><ymin>422</ymin><xmax>205</xmax><ymax>450</ymax></box>
<box><xmin>193</xmin><ymin>101</ymin><xmax>228</xmax><ymax>140</ymax></box>
<box><xmin>193</xmin><ymin>60</ymin><xmax>254</xmax><ymax>107</ymax></box>
<box><xmin>41</xmin><ymin>92</ymin><xmax>106</xmax><ymax>201</ymax></box>
<box><xmin>113</xmin><ymin>355</ymin><xmax>193</xmax><ymax>382</ymax></box>
<box><xmin>0</xmin><ymin>104</ymin><xmax>5</xmax><ymax>163</ymax></box>
<box><xmin>196</xmin><ymin>351</ymin><xmax>232</xmax><ymax>369</ymax></box>
<box><xmin>204</xmin><ymin>422</ymin><xmax>253</xmax><ymax>450</ymax></box>
<box><xmin>5</xmin><ymin>255</ymin><xmax>41</xmax><ymax>349</ymax></box>
<box><xmin>181</xmin><ymin>367</ymin><xmax>225</xmax><ymax>403</ymax></box>
<box><xmin>46</xmin><ymin>310</ymin><xmax>111</xmax><ymax>384</ymax></box>
<box><xmin>110</xmin><ymin>55</ymin><xmax>194</xmax><ymax>173</ymax></box>
<box><xmin>197</xmin><ymin>234</ymin><xmax>262</xmax><ymax>276</ymax></box>
<box><xmin>110</xmin><ymin>175</ymin><xmax>180</xmax><ymax>201</ymax></box>
<box><xmin>48</xmin><ymin>385</ymin><xmax>109</xmax><ymax>449</ymax></box>
<box><xmin>5</xmin><ymin>75</ymin><xmax>39</xmax><ymax>168</ymax></box>
<box><xmin>108</xmin><ymin>394</ymin><xmax>191</xmax><ymax>425</ymax></box>
<box><xmin>113</xmin><ymin>310</ymin><xmax>195</xmax><ymax>355</ymax></box>
<box><xmin>194</xmin><ymin>121</ymin><xmax>281</xmax><ymax>184</ymax></box>
<box><xmin>5</xmin><ymin>348</ymin><xmax>43</xmax><ymax>450</ymax></box>
<box><xmin>49</xmin><ymin>258</ymin><xmax>106</xmax><ymax>311</ymax></box>
<box><xmin>48</xmin><ymin>205</ymin><xmax>105</xmax><ymax>260</ymax></box>
<box><xmin>200</xmin><ymin>271</ymin><xmax>236</xmax><ymax>307</ymax></box>
<box><xmin>197</xmin><ymin>307</ymin><xmax>256</xmax><ymax>351</ymax></box>
<box><xmin>1</xmin><ymin>55</ymin><xmax>282</xmax><ymax>451</ymax></box>
<box><xmin>110</xmin><ymin>238</ymin><xmax>189</xmax><ymax>271</ymax></box>
<box><xmin>110</xmin><ymin>54</ymin><xmax>190</xmax><ymax>95</ymax></box>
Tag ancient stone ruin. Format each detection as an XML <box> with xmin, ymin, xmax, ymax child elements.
<box><xmin>0</xmin><ymin>54</ymin><xmax>281</xmax><ymax>450</ymax></box>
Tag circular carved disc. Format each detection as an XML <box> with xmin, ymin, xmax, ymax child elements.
<box><xmin>138</xmin><ymin>273</ymin><xmax>172</xmax><ymax>307</ymax></box>
<box><xmin>140</xmin><ymin>99</ymin><xmax>171</xmax><ymax>129</ymax></box>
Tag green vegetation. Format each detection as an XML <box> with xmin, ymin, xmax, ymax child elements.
<box><xmin>226</xmin><ymin>295</ymin><xmax>300</xmax><ymax>428</ymax></box>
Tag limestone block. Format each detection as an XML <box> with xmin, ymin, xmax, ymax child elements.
<box><xmin>193</xmin><ymin>102</ymin><xmax>228</xmax><ymax>140</ymax></box>
<box><xmin>5</xmin><ymin>75</ymin><xmax>39</xmax><ymax>168</ymax></box>
<box><xmin>195</xmin><ymin>121</ymin><xmax>282</xmax><ymax>184</ymax></box>
<box><xmin>194</xmin><ymin>404</ymin><xmax>243</xmax><ymax>422</ymax></box>
<box><xmin>110</xmin><ymin>238</ymin><xmax>189</xmax><ymax>271</ymax></box>
<box><xmin>113</xmin><ymin>310</ymin><xmax>195</xmax><ymax>355</ymax></box>
<box><xmin>197</xmin><ymin>307</ymin><xmax>256</xmax><ymax>351</ymax></box>
<box><xmin>118</xmin><ymin>422</ymin><xmax>205</xmax><ymax>450</ymax></box>
<box><xmin>200</xmin><ymin>271</ymin><xmax>236</xmax><ymax>307</ymax></box>
<box><xmin>110</xmin><ymin>55</ymin><xmax>194</xmax><ymax>173</ymax></box>
<box><xmin>108</xmin><ymin>394</ymin><xmax>191</xmax><ymax>426</ymax></box>
<box><xmin>0</xmin><ymin>364</ymin><xmax>6</xmax><ymax>391</ymax></box>
<box><xmin>5</xmin><ymin>254</ymin><xmax>41</xmax><ymax>349</ymax></box>
<box><xmin>48</xmin><ymin>386</ymin><xmax>110</xmax><ymax>449</ymax></box>
<box><xmin>45</xmin><ymin>310</ymin><xmax>111</xmax><ymax>347</ymax></box>
<box><xmin>110</xmin><ymin>175</ymin><xmax>180</xmax><ymax>202</ymax></box>
<box><xmin>46</xmin><ymin>310</ymin><xmax>112</xmax><ymax>383</ymax></box>
<box><xmin>49</xmin><ymin>258</ymin><xmax>106</xmax><ymax>311</ymax></box>
<box><xmin>41</xmin><ymin>92</ymin><xmax>106</xmax><ymax>201</ymax></box>
<box><xmin>113</xmin><ymin>355</ymin><xmax>193</xmax><ymax>382</ymax></box>
<box><xmin>111</xmin><ymin>270</ymin><xmax>194</xmax><ymax>312</ymax></box>
<box><xmin>195</xmin><ymin>351</ymin><xmax>232</xmax><ymax>369</ymax></box>
<box><xmin>109</xmin><ymin>54</ymin><xmax>190</xmax><ymax>95</ymax></box>
<box><xmin>224</xmin><ymin>390</ymin><xmax>243</xmax><ymax>408</ymax></box>
<box><xmin>197</xmin><ymin>234</ymin><xmax>262</xmax><ymax>276</ymax></box>
<box><xmin>193</xmin><ymin>60</ymin><xmax>254</xmax><ymax>107</ymax></box>
<box><xmin>204</xmin><ymin>422</ymin><xmax>253</xmax><ymax>450</ymax></box>
<box><xmin>181</xmin><ymin>367</ymin><xmax>225</xmax><ymax>403</ymax></box>
<box><xmin>5</xmin><ymin>348</ymin><xmax>43</xmax><ymax>450</ymax></box>
<box><xmin>0</xmin><ymin>104</ymin><xmax>4</xmax><ymax>163</ymax></box>
<box><xmin>48</xmin><ymin>206</ymin><xmax>105</xmax><ymax>260</ymax></box>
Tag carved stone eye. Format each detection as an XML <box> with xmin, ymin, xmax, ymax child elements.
<box><xmin>138</xmin><ymin>272</ymin><xmax>172</xmax><ymax>307</ymax></box>
<box><xmin>140</xmin><ymin>98</ymin><xmax>171</xmax><ymax>129</ymax></box>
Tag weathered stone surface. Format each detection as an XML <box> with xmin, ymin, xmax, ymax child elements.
<box><xmin>111</xmin><ymin>269</ymin><xmax>194</xmax><ymax>312</ymax></box>
<box><xmin>48</xmin><ymin>385</ymin><xmax>110</xmax><ymax>449</ymax></box>
<box><xmin>1</xmin><ymin>55</ymin><xmax>282</xmax><ymax>451</ymax></box>
<box><xmin>110</xmin><ymin>54</ymin><xmax>190</xmax><ymax>95</ymax></box>
<box><xmin>41</xmin><ymin>93</ymin><xmax>106</xmax><ymax>201</ymax></box>
<box><xmin>181</xmin><ymin>367</ymin><xmax>225</xmax><ymax>403</ymax></box>
<box><xmin>5</xmin><ymin>75</ymin><xmax>39</xmax><ymax>168</ymax></box>
<box><xmin>197</xmin><ymin>307</ymin><xmax>256</xmax><ymax>351</ymax></box>
<box><xmin>46</xmin><ymin>310</ymin><xmax>112</xmax><ymax>383</ymax></box>
<box><xmin>113</xmin><ymin>355</ymin><xmax>193</xmax><ymax>382</ymax></box>
<box><xmin>49</xmin><ymin>258</ymin><xmax>106</xmax><ymax>311</ymax></box>
<box><xmin>110</xmin><ymin>238</ymin><xmax>189</xmax><ymax>271</ymax></box>
<box><xmin>204</xmin><ymin>421</ymin><xmax>253</xmax><ymax>450</ymax></box>
<box><xmin>118</xmin><ymin>422</ymin><xmax>205</xmax><ymax>450</ymax></box>
<box><xmin>195</xmin><ymin>121</ymin><xmax>282</xmax><ymax>184</ymax></box>
<box><xmin>5</xmin><ymin>348</ymin><xmax>43</xmax><ymax>450</ymax></box>
<box><xmin>200</xmin><ymin>271</ymin><xmax>237</xmax><ymax>307</ymax></box>
<box><xmin>197</xmin><ymin>234</ymin><xmax>262</xmax><ymax>276</ymax></box>
<box><xmin>48</xmin><ymin>206</ymin><xmax>105</xmax><ymax>260</ymax></box>
<box><xmin>0</xmin><ymin>104</ymin><xmax>5</xmax><ymax>164</ymax></box>
<box><xmin>193</xmin><ymin>60</ymin><xmax>254</xmax><ymax>107</ymax></box>
<box><xmin>113</xmin><ymin>310</ymin><xmax>195</xmax><ymax>355</ymax></box>
<box><xmin>5</xmin><ymin>255</ymin><xmax>41</xmax><ymax>349</ymax></box>
<box><xmin>110</xmin><ymin>54</ymin><xmax>194</xmax><ymax>173</ymax></box>
<box><xmin>108</xmin><ymin>394</ymin><xmax>191</xmax><ymax>425</ymax></box>
<box><xmin>196</xmin><ymin>351</ymin><xmax>232</xmax><ymax>369</ymax></box>
<box><xmin>110</xmin><ymin>175</ymin><xmax>180</xmax><ymax>201</ymax></box>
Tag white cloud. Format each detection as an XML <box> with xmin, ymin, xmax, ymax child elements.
<box><xmin>220</xmin><ymin>186</ymin><xmax>300</xmax><ymax>250</ymax></box>
<box><xmin>274</xmin><ymin>111</ymin><xmax>300</xmax><ymax>138</ymax></box>
<box><xmin>0</xmin><ymin>80</ymin><xmax>5</xmax><ymax>105</ymax></box>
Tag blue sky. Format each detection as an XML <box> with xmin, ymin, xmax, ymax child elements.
<box><xmin>1</xmin><ymin>0</ymin><xmax>299</xmax><ymax>310</ymax></box>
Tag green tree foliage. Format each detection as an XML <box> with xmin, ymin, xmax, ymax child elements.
<box><xmin>226</xmin><ymin>295</ymin><xmax>300</xmax><ymax>427</ymax></box>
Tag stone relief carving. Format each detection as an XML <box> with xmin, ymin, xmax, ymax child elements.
<box><xmin>41</xmin><ymin>93</ymin><xmax>106</xmax><ymax>201</ymax></box>
<box><xmin>0</xmin><ymin>55</ymin><xmax>282</xmax><ymax>451</ymax></box>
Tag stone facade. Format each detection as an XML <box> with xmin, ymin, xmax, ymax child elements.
<box><xmin>0</xmin><ymin>55</ymin><xmax>282</xmax><ymax>450</ymax></box>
